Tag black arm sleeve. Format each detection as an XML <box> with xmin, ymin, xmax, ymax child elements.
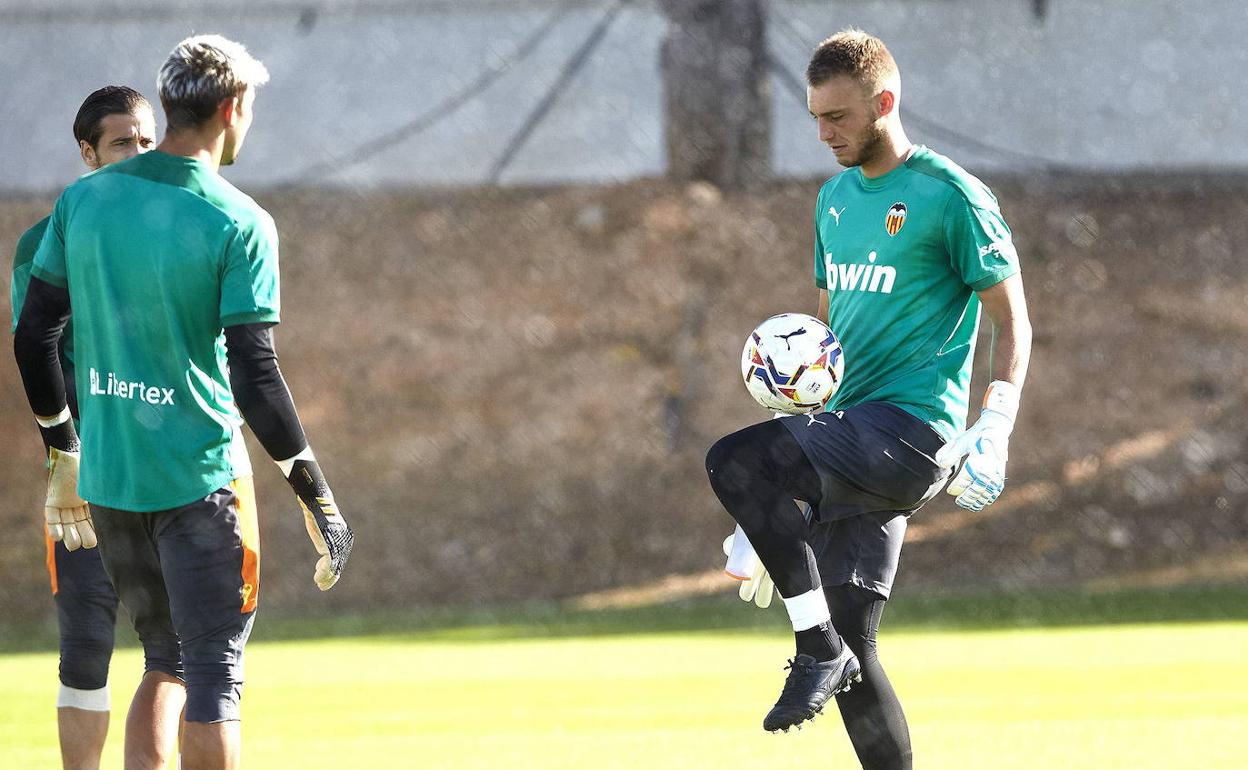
<box><xmin>14</xmin><ymin>276</ymin><xmax>71</xmax><ymax>418</ymax></box>
<box><xmin>224</xmin><ymin>322</ymin><xmax>308</xmax><ymax>462</ymax></box>
<box><xmin>62</xmin><ymin>356</ymin><xmax>79</xmax><ymax>421</ymax></box>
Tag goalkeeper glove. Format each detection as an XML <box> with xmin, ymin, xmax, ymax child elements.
<box><xmin>38</xmin><ymin>409</ymin><xmax>95</xmax><ymax>551</ymax></box>
<box><xmin>723</xmin><ymin>526</ymin><xmax>774</xmax><ymax>609</ymax></box>
<box><xmin>721</xmin><ymin>498</ymin><xmax>814</xmax><ymax>610</ymax></box>
<box><xmin>934</xmin><ymin>380</ymin><xmax>1020</xmax><ymax>512</ymax></box>
<box><xmin>280</xmin><ymin>451</ymin><xmax>354</xmax><ymax>591</ymax></box>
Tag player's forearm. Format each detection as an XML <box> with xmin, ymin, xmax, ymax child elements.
<box><xmin>978</xmin><ymin>274</ymin><xmax>1031</xmax><ymax>389</ymax></box>
<box><xmin>14</xmin><ymin>276</ymin><xmax>72</xmax><ymax>421</ymax></box>
<box><xmin>989</xmin><ymin>314</ymin><xmax>1031</xmax><ymax>388</ymax></box>
<box><xmin>223</xmin><ymin>322</ymin><xmax>308</xmax><ymax>461</ymax></box>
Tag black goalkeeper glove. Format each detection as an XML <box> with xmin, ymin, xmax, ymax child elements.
<box><xmin>285</xmin><ymin>457</ymin><xmax>354</xmax><ymax>590</ymax></box>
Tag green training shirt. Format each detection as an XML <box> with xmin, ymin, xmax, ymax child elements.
<box><xmin>11</xmin><ymin>216</ymin><xmax>76</xmax><ymax>366</ymax></box>
<box><xmin>813</xmin><ymin>145</ymin><xmax>1019</xmax><ymax>441</ymax></box>
<box><xmin>32</xmin><ymin>151</ymin><xmax>274</xmax><ymax>511</ymax></box>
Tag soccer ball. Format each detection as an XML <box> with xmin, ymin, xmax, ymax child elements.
<box><xmin>740</xmin><ymin>313</ymin><xmax>844</xmax><ymax>414</ymax></box>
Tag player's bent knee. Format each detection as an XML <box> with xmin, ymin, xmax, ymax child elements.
<box><xmin>140</xmin><ymin>636</ymin><xmax>184</xmax><ymax>682</ymax></box>
<box><xmin>181</xmin><ymin>622</ymin><xmax>253</xmax><ymax>723</ymax></box>
<box><xmin>59</xmin><ymin>639</ymin><xmax>112</xmax><ymax>691</ymax></box>
<box><xmin>705</xmin><ymin>430</ymin><xmax>763</xmax><ymax>494</ymax></box>
<box><xmin>705</xmin><ymin>434</ymin><xmax>735</xmax><ymax>486</ymax></box>
<box><xmin>184</xmin><ymin>679</ymin><xmax>244</xmax><ymax>723</ymax></box>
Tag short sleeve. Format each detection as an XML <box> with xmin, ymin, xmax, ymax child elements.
<box><xmin>30</xmin><ymin>199</ymin><xmax>68</xmax><ymax>290</ymax></box>
<box><xmin>813</xmin><ymin>192</ymin><xmax>828</xmax><ymax>290</ymax></box>
<box><xmin>10</xmin><ymin>224</ymin><xmax>42</xmax><ymax>332</ymax></box>
<box><xmin>9</xmin><ymin>258</ymin><xmax>29</xmax><ymax>332</ymax></box>
<box><xmin>219</xmin><ymin>212</ymin><xmax>280</xmax><ymax>328</ymax></box>
<box><xmin>943</xmin><ymin>192</ymin><xmax>1019</xmax><ymax>291</ymax></box>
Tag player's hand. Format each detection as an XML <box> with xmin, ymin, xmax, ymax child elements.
<box><xmin>738</xmin><ymin>558</ymin><xmax>775</xmax><ymax>609</ymax></box>
<box><xmin>722</xmin><ymin>528</ymin><xmax>774</xmax><ymax>609</ymax></box>
<box><xmin>934</xmin><ymin>380</ymin><xmax>1020</xmax><ymax>512</ymax></box>
<box><xmin>285</xmin><ymin>458</ymin><xmax>354</xmax><ymax>590</ymax></box>
<box><xmin>45</xmin><ymin>447</ymin><xmax>96</xmax><ymax>551</ymax></box>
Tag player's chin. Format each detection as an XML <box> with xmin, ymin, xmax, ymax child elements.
<box><xmin>829</xmin><ymin>146</ymin><xmax>858</xmax><ymax>167</ymax></box>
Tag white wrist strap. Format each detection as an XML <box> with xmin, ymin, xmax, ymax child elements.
<box><xmin>983</xmin><ymin>380</ymin><xmax>1021</xmax><ymax>423</ymax></box>
<box><xmin>36</xmin><ymin>407</ymin><xmax>72</xmax><ymax>428</ymax></box>
<box><xmin>275</xmin><ymin>446</ymin><xmax>315</xmax><ymax>477</ymax></box>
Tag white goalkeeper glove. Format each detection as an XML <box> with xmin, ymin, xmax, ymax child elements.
<box><xmin>723</xmin><ymin>526</ymin><xmax>774</xmax><ymax>609</ymax></box>
<box><xmin>721</xmin><ymin>499</ymin><xmax>814</xmax><ymax>609</ymax></box>
<box><xmin>45</xmin><ymin>446</ymin><xmax>96</xmax><ymax>551</ymax></box>
<box><xmin>934</xmin><ymin>380</ymin><xmax>1020</xmax><ymax>512</ymax></box>
<box><xmin>279</xmin><ymin>450</ymin><xmax>354</xmax><ymax>591</ymax></box>
<box><xmin>36</xmin><ymin>409</ymin><xmax>96</xmax><ymax>552</ymax></box>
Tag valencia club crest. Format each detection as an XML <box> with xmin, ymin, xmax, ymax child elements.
<box><xmin>885</xmin><ymin>202</ymin><xmax>907</xmax><ymax>236</ymax></box>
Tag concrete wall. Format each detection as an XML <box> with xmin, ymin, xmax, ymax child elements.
<box><xmin>1</xmin><ymin>0</ymin><xmax>1244</xmax><ymax>194</ymax></box>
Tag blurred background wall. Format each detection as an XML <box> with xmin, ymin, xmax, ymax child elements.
<box><xmin>2</xmin><ymin>0</ymin><xmax>1246</xmax><ymax>623</ymax></box>
<box><xmin>2</xmin><ymin>0</ymin><xmax>1246</xmax><ymax>194</ymax></box>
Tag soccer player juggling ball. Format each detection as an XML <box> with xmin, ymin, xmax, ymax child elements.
<box><xmin>704</xmin><ymin>28</ymin><xmax>1032</xmax><ymax>768</ymax></box>
<box><xmin>15</xmin><ymin>35</ymin><xmax>354</xmax><ymax>769</ymax></box>
<box><xmin>11</xmin><ymin>84</ymin><xmax>155</xmax><ymax>770</ymax></box>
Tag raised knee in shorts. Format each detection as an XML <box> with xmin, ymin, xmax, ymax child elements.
<box><xmin>706</xmin><ymin>432</ymin><xmax>761</xmax><ymax>493</ymax></box>
<box><xmin>705</xmin><ymin>435</ymin><xmax>733</xmax><ymax>485</ymax></box>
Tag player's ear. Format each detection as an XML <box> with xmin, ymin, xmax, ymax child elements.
<box><xmin>79</xmin><ymin>139</ymin><xmax>99</xmax><ymax>170</ymax></box>
<box><xmin>219</xmin><ymin>94</ymin><xmax>239</xmax><ymax>126</ymax></box>
<box><xmin>877</xmin><ymin>89</ymin><xmax>897</xmax><ymax>118</ymax></box>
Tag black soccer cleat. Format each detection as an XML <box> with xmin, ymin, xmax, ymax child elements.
<box><xmin>763</xmin><ymin>643</ymin><xmax>861</xmax><ymax>733</ymax></box>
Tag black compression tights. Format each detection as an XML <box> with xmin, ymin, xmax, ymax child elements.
<box><xmin>705</xmin><ymin>419</ymin><xmax>824</xmax><ymax>598</ymax></box>
<box><xmin>827</xmin><ymin>583</ymin><xmax>913</xmax><ymax>770</ymax></box>
<box><xmin>706</xmin><ymin>423</ymin><xmax>912</xmax><ymax>770</ymax></box>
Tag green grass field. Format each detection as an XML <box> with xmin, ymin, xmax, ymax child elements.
<box><xmin>2</xmin><ymin>588</ymin><xmax>1246</xmax><ymax>769</ymax></box>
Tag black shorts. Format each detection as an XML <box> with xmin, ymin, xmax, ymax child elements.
<box><xmin>780</xmin><ymin>402</ymin><xmax>949</xmax><ymax>598</ymax></box>
<box><xmin>91</xmin><ymin>478</ymin><xmax>260</xmax><ymax>723</ymax></box>
<box><xmin>45</xmin><ymin>531</ymin><xmax>119</xmax><ymax>690</ymax></box>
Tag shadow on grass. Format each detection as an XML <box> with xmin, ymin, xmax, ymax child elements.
<box><xmin>3</xmin><ymin>584</ymin><xmax>1246</xmax><ymax>654</ymax></box>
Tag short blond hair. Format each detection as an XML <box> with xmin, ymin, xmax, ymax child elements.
<box><xmin>805</xmin><ymin>29</ymin><xmax>898</xmax><ymax>93</ymax></box>
<box><xmin>157</xmin><ymin>34</ymin><xmax>270</xmax><ymax>130</ymax></box>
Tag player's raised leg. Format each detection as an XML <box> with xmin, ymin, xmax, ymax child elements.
<box><xmin>706</xmin><ymin>419</ymin><xmax>861</xmax><ymax>732</ymax></box>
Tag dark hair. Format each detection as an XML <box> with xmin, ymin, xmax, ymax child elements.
<box><xmin>805</xmin><ymin>29</ymin><xmax>898</xmax><ymax>91</ymax></box>
<box><xmin>72</xmin><ymin>86</ymin><xmax>152</xmax><ymax>149</ymax></box>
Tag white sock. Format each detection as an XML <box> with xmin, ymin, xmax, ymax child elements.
<box><xmin>782</xmin><ymin>588</ymin><xmax>831</xmax><ymax>632</ymax></box>
<box><xmin>57</xmin><ymin>684</ymin><xmax>109</xmax><ymax>711</ymax></box>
